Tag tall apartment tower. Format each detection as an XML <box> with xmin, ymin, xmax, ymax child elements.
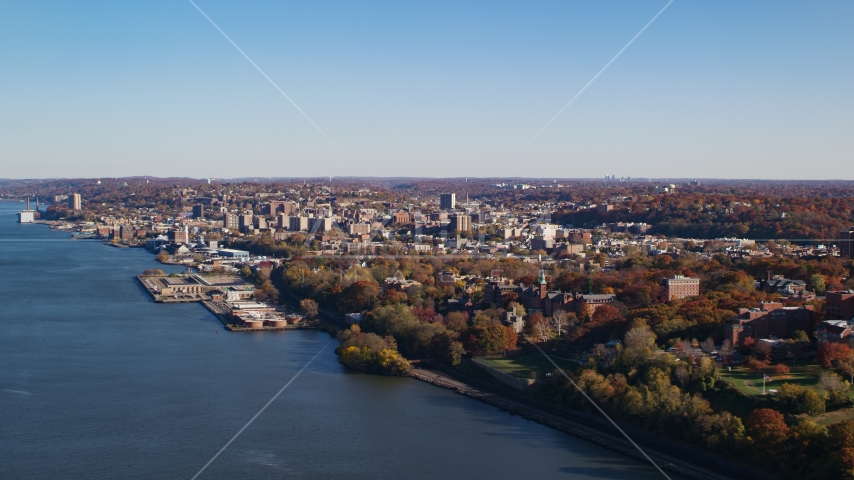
<box><xmin>192</xmin><ymin>204</ymin><xmax>204</xmax><ymax>219</ymax></box>
<box><xmin>440</xmin><ymin>193</ymin><xmax>456</xmax><ymax>210</ymax></box>
<box><xmin>449</xmin><ymin>213</ymin><xmax>471</xmax><ymax>234</ymax></box>
<box><xmin>239</xmin><ymin>213</ymin><xmax>254</xmax><ymax>230</ymax></box>
<box><xmin>69</xmin><ymin>193</ymin><xmax>82</xmax><ymax>211</ymax></box>
<box><xmin>224</xmin><ymin>213</ymin><xmax>239</xmax><ymax>230</ymax></box>
<box><xmin>840</xmin><ymin>228</ymin><xmax>854</xmax><ymax>258</ymax></box>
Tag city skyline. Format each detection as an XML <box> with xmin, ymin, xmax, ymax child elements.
<box><xmin>2</xmin><ymin>1</ymin><xmax>852</xmax><ymax>179</ymax></box>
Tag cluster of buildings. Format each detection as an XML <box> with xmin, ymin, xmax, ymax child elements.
<box><xmin>40</xmin><ymin>182</ymin><xmax>812</xmax><ymax>272</ymax></box>
<box><xmin>137</xmin><ymin>273</ymin><xmax>255</xmax><ymax>302</ymax></box>
<box><xmin>484</xmin><ymin>272</ymin><xmax>618</xmax><ymax>318</ymax></box>
<box><xmin>724</xmin><ymin>302</ymin><xmax>815</xmax><ymax>346</ymax></box>
<box><xmin>17</xmin><ymin>193</ymin><xmax>81</xmax><ymax>223</ymax></box>
<box><xmin>137</xmin><ymin>272</ymin><xmax>303</xmax><ymax>329</ymax></box>
<box><xmin>816</xmin><ymin>291</ymin><xmax>854</xmax><ymax>345</ymax></box>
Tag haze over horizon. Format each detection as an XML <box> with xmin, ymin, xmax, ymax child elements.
<box><xmin>2</xmin><ymin>1</ymin><xmax>852</xmax><ymax>180</ymax></box>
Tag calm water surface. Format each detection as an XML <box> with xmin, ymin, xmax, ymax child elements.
<box><xmin>0</xmin><ymin>202</ymin><xmax>676</xmax><ymax>479</ymax></box>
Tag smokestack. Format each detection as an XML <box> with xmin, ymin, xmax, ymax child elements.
<box><xmin>766</xmin><ymin>269</ymin><xmax>773</xmax><ymax>282</ymax></box>
<box><xmin>26</xmin><ymin>197</ymin><xmax>30</xmax><ymax>211</ymax></box>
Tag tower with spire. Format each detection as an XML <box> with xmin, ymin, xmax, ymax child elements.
<box><xmin>539</xmin><ymin>269</ymin><xmax>548</xmax><ymax>299</ymax></box>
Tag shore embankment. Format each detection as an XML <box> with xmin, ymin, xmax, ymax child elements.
<box><xmin>410</xmin><ymin>364</ymin><xmax>773</xmax><ymax>480</ymax></box>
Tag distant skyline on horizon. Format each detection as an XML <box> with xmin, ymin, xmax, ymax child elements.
<box><xmin>2</xmin><ymin>1</ymin><xmax>852</xmax><ymax>179</ymax></box>
<box><xmin>5</xmin><ymin>176</ymin><xmax>854</xmax><ymax>184</ymax></box>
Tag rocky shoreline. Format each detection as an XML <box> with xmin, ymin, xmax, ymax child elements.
<box><xmin>410</xmin><ymin>366</ymin><xmax>773</xmax><ymax>480</ymax></box>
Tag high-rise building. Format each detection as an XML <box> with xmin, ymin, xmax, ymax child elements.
<box><xmin>440</xmin><ymin>193</ymin><xmax>456</xmax><ymax>210</ymax></box>
<box><xmin>224</xmin><ymin>213</ymin><xmax>239</xmax><ymax>230</ymax></box>
<box><xmin>69</xmin><ymin>193</ymin><xmax>82</xmax><ymax>211</ymax></box>
<box><xmin>311</xmin><ymin>217</ymin><xmax>334</xmax><ymax>232</ymax></box>
<box><xmin>282</xmin><ymin>201</ymin><xmax>299</xmax><ymax>215</ymax></box>
<box><xmin>449</xmin><ymin>213</ymin><xmax>471</xmax><ymax>234</ymax></box>
<box><xmin>239</xmin><ymin>213</ymin><xmax>253</xmax><ymax>230</ymax></box>
<box><xmin>119</xmin><ymin>225</ymin><xmax>134</xmax><ymax>240</ymax></box>
<box><xmin>192</xmin><ymin>204</ymin><xmax>204</xmax><ymax>219</ymax></box>
<box><xmin>289</xmin><ymin>216</ymin><xmax>309</xmax><ymax>231</ymax></box>
<box><xmin>840</xmin><ymin>228</ymin><xmax>854</xmax><ymax>258</ymax></box>
<box><xmin>168</xmin><ymin>226</ymin><xmax>189</xmax><ymax>244</ymax></box>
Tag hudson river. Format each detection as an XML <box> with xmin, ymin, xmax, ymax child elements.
<box><xmin>0</xmin><ymin>202</ymin><xmax>675</xmax><ymax>479</ymax></box>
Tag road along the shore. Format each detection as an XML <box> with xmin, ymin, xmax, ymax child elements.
<box><xmin>410</xmin><ymin>365</ymin><xmax>773</xmax><ymax>480</ymax></box>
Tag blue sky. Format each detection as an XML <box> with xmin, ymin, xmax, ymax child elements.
<box><xmin>1</xmin><ymin>1</ymin><xmax>852</xmax><ymax>179</ymax></box>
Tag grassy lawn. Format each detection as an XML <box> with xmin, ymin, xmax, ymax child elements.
<box><xmin>816</xmin><ymin>408</ymin><xmax>854</xmax><ymax>426</ymax></box>
<box><xmin>719</xmin><ymin>361</ymin><xmax>853</xmax><ymax>397</ymax></box>
<box><xmin>477</xmin><ymin>355</ymin><xmax>580</xmax><ymax>380</ymax></box>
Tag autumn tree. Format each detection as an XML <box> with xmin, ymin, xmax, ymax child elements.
<box><xmin>526</xmin><ymin>313</ymin><xmax>551</xmax><ymax>343</ymax></box>
<box><xmin>341</xmin><ymin>280</ymin><xmax>380</xmax><ymax>312</ymax></box>
<box><xmin>720</xmin><ymin>339</ymin><xmax>733</xmax><ymax>355</ymax></box>
<box><xmin>818</xmin><ymin>342</ymin><xmax>853</xmax><ymax>369</ymax></box>
<box><xmin>299</xmin><ymin>298</ymin><xmax>319</xmax><ymax>319</ymax></box>
<box><xmin>746</xmin><ymin>408</ymin><xmax>790</xmax><ymax>446</ymax></box>
<box><xmin>550</xmin><ymin>310</ymin><xmax>573</xmax><ymax>336</ymax></box>
<box><xmin>746</xmin><ymin>358</ymin><xmax>769</xmax><ymax>373</ymax></box>
<box><xmin>444</xmin><ymin>311</ymin><xmax>469</xmax><ymax>333</ymax></box>
<box><xmin>819</xmin><ymin>371</ymin><xmax>851</xmax><ymax>408</ymax></box>
<box><xmin>753</xmin><ymin>341</ymin><xmax>774</xmax><ymax>361</ymax></box>
<box><xmin>838</xmin><ymin>355</ymin><xmax>854</xmax><ymax>384</ymax></box>
<box><xmin>446</xmin><ymin>341</ymin><xmax>465</xmax><ymax>365</ymax></box>
<box><xmin>773</xmin><ymin>363</ymin><xmax>790</xmax><ymax>376</ymax></box>
<box><xmin>622</xmin><ymin>323</ymin><xmax>657</xmax><ymax>365</ymax></box>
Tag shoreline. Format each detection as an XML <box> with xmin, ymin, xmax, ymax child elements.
<box><xmin>410</xmin><ymin>364</ymin><xmax>774</xmax><ymax>480</ymax></box>
<box><xmin>17</xmin><ymin>219</ymin><xmax>771</xmax><ymax>478</ymax></box>
<box><xmin>19</xmin><ymin>210</ymin><xmax>775</xmax><ymax>479</ymax></box>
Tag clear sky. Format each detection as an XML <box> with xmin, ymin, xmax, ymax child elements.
<box><xmin>1</xmin><ymin>1</ymin><xmax>852</xmax><ymax>179</ymax></box>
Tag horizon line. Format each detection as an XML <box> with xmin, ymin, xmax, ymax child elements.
<box><xmin>2</xmin><ymin>176</ymin><xmax>854</xmax><ymax>183</ymax></box>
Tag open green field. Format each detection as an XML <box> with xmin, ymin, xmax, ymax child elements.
<box><xmin>816</xmin><ymin>408</ymin><xmax>854</xmax><ymax>426</ymax></box>
<box><xmin>477</xmin><ymin>355</ymin><xmax>580</xmax><ymax>380</ymax></box>
<box><xmin>719</xmin><ymin>361</ymin><xmax>853</xmax><ymax>397</ymax></box>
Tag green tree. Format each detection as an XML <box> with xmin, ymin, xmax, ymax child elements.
<box><xmin>365</xmin><ymin>303</ymin><xmax>418</xmax><ymax>340</ymax></box>
<box><xmin>447</xmin><ymin>341</ymin><xmax>465</xmax><ymax>365</ymax></box>
<box><xmin>809</xmin><ymin>274</ymin><xmax>827</xmax><ymax>294</ymax></box>
<box><xmin>775</xmin><ymin>383</ymin><xmax>826</xmax><ymax>416</ymax></box>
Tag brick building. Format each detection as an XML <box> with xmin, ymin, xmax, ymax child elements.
<box><xmin>393</xmin><ymin>211</ymin><xmax>413</xmax><ymax>225</ymax></box>
<box><xmin>724</xmin><ymin>302</ymin><xmax>814</xmax><ymax>345</ymax></box>
<box><xmin>484</xmin><ymin>278</ymin><xmax>519</xmax><ymax>305</ymax></box>
<box><xmin>662</xmin><ymin>275</ymin><xmax>700</xmax><ymax>301</ymax></box>
<box><xmin>449</xmin><ymin>214</ymin><xmax>471</xmax><ymax>234</ymax></box>
<box><xmin>826</xmin><ymin>290</ymin><xmax>854</xmax><ymax>320</ymax></box>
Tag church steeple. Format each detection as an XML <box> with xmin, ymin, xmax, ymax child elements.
<box><xmin>539</xmin><ymin>269</ymin><xmax>548</xmax><ymax>299</ymax></box>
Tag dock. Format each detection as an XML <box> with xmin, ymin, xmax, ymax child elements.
<box><xmin>137</xmin><ymin>273</ymin><xmax>309</xmax><ymax>331</ymax></box>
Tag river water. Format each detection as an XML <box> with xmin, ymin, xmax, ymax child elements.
<box><xmin>0</xmin><ymin>201</ymin><xmax>674</xmax><ymax>479</ymax></box>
